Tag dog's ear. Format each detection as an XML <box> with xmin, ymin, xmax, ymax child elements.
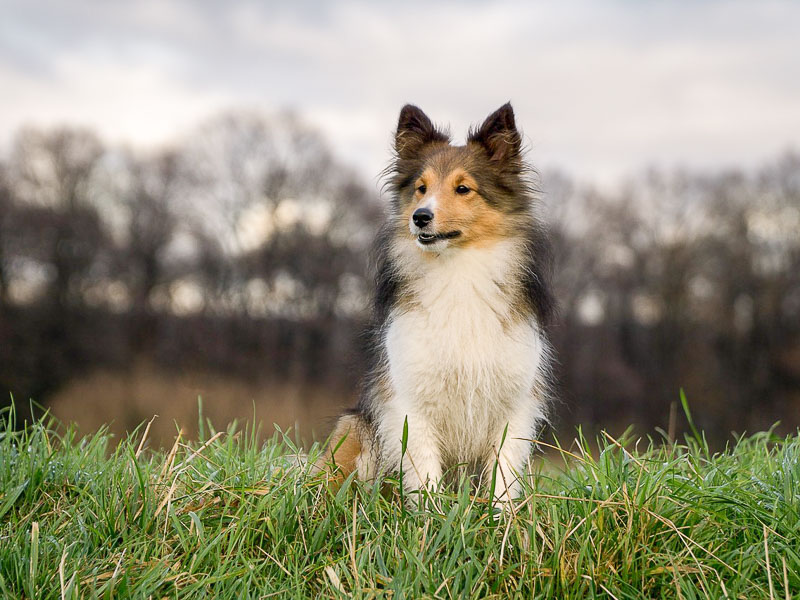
<box><xmin>395</xmin><ymin>105</ymin><xmax>448</xmax><ymax>159</ymax></box>
<box><xmin>468</xmin><ymin>102</ymin><xmax>521</xmax><ymax>166</ymax></box>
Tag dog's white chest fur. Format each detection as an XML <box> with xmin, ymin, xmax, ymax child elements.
<box><xmin>384</xmin><ymin>241</ymin><xmax>545</xmax><ymax>463</ymax></box>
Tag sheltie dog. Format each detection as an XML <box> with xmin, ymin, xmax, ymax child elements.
<box><xmin>319</xmin><ymin>103</ymin><xmax>555</xmax><ymax>506</ymax></box>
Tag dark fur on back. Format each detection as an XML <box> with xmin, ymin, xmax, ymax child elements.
<box><xmin>518</xmin><ymin>219</ymin><xmax>556</xmax><ymax>327</ymax></box>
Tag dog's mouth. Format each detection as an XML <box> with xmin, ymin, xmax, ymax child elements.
<box><xmin>417</xmin><ymin>230</ymin><xmax>461</xmax><ymax>245</ymax></box>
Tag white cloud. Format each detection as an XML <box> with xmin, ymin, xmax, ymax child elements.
<box><xmin>0</xmin><ymin>57</ymin><xmax>233</xmax><ymax>150</ymax></box>
<box><xmin>1</xmin><ymin>0</ymin><xmax>798</xmax><ymax>184</ymax></box>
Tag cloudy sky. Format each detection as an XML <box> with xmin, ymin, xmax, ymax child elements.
<box><xmin>2</xmin><ymin>0</ymin><xmax>799</xmax><ymax>186</ymax></box>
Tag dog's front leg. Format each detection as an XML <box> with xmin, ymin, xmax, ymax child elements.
<box><xmin>402</xmin><ymin>423</ymin><xmax>442</xmax><ymax>502</ymax></box>
<box><xmin>379</xmin><ymin>410</ymin><xmax>442</xmax><ymax>504</ymax></box>
<box><xmin>489</xmin><ymin>426</ymin><xmax>532</xmax><ymax>509</ymax></box>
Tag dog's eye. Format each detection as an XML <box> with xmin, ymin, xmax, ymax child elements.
<box><xmin>417</xmin><ymin>184</ymin><xmax>427</xmax><ymax>194</ymax></box>
<box><xmin>455</xmin><ymin>185</ymin><xmax>470</xmax><ymax>195</ymax></box>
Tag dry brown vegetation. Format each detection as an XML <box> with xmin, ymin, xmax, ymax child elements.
<box><xmin>48</xmin><ymin>360</ymin><xmax>350</xmax><ymax>447</ymax></box>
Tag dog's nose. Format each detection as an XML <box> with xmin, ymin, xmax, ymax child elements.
<box><xmin>412</xmin><ymin>208</ymin><xmax>434</xmax><ymax>228</ymax></box>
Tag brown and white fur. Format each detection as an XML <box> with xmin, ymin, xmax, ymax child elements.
<box><xmin>319</xmin><ymin>103</ymin><xmax>555</xmax><ymax>506</ymax></box>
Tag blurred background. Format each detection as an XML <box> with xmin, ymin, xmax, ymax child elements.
<box><xmin>1</xmin><ymin>0</ymin><xmax>799</xmax><ymax>447</ymax></box>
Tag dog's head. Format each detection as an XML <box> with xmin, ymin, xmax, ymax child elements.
<box><xmin>387</xmin><ymin>103</ymin><xmax>532</xmax><ymax>253</ymax></box>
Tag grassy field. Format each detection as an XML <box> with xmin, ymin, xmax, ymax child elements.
<box><xmin>1</xmin><ymin>403</ymin><xmax>798</xmax><ymax>599</ymax></box>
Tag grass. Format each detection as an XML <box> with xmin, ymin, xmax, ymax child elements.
<box><xmin>0</xmin><ymin>403</ymin><xmax>798</xmax><ymax>599</ymax></box>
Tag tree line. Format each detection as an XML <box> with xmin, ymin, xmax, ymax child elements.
<box><xmin>0</xmin><ymin>112</ymin><xmax>798</xmax><ymax>442</ymax></box>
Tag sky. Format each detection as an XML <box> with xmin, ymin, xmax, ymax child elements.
<box><xmin>1</xmin><ymin>0</ymin><xmax>799</xmax><ymax>187</ymax></box>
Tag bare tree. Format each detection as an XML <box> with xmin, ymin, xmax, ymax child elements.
<box><xmin>9</xmin><ymin>127</ymin><xmax>110</xmax><ymax>308</ymax></box>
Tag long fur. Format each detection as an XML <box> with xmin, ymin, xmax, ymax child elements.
<box><xmin>319</xmin><ymin>103</ymin><xmax>555</xmax><ymax>504</ymax></box>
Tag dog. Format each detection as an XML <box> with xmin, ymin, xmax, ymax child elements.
<box><xmin>319</xmin><ymin>103</ymin><xmax>555</xmax><ymax>506</ymax></box>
